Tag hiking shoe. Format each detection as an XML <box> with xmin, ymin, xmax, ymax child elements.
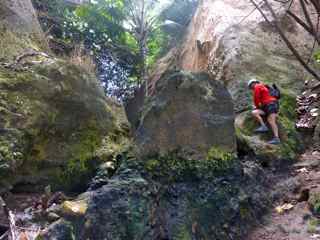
<box><xmin>268</xmin><ymin>138</ymin><xmax>281</xmax><ymax>145</ymax></box>
<box><xmin>254</xmin><ymin>125</ymin><xmax>269</xmax><ymax>133</ymax></box>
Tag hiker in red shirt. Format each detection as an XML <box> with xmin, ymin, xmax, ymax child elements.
<box><xmin>248</xmin><ymin>79</ymin><xmax>280</xmax><ymax>145</ymax></box>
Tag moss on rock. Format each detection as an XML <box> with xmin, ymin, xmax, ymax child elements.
<box><xmin>142</xmin><ymin>147</ymin><xmax>236</xmax><ymax>184</ymax></box>
<box><xmin>135</xmin><ymin>70</ymin><xmax>236</xmax><ymax>160</ymax></box>
<box><xmin>309</xmin><ymin>192</ymin><xmax>320</xmax><ymax>216</ymax></box>
<box><xmin>0</xmin><ymin>59</ymin><xmax>129</xmax><ymax>193</ymax></box>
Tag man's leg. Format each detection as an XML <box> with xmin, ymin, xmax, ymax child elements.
<box><xmin>267</xmin><ymin>113</ymin><xmax>279</xmax><ymax>138</ymax></box>
<box><xmin>252</xmin><ymin>109</ymin><xmax>268</xmax><ymax>132</ymax></box>
<box><xmin>252</xmin><ymin>109</ymin><xmax>266</xmax><ymax>126</ymax></box>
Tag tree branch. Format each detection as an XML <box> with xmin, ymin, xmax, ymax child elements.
<box><xmin>309</xmin><ymin>0</ymin><xmax>320</xmax><ymax>14</ymax></box>
<box><xmin>299</xmin><ymin>0</ymin><xmax>320</xmax><ymax>44</ymax></box>
<box><xmin>250</xmin><ymin>0</ymin><xmax>320</xmax><ymax>81</ymax></box>
<box><xmin>287</xmin><ymin>10</ymin><xmax>314</xmax><ymax>36</ymax></box>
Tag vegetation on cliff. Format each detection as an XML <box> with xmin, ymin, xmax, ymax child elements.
<box><xmin>1</xmin><ymin>0</ymin><xmax>320</xmax><ymax>240</ymax></box>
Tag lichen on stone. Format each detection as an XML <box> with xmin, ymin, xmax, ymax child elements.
<box><xmin>0</xmin><ymin>59</ymin><xmax>130</xmax><ymax>193</ymax></box>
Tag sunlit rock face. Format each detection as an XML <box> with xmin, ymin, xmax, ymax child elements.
<box><xmin>150</xmin><ymin>0</ymin><xmax>313</xmax><ymax>112</ymax></box>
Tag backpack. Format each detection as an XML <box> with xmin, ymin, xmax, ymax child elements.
<box><xmin>265</xmin><ymin>83</ymin><xmax>281</xmax><ymax>99</ymax></box>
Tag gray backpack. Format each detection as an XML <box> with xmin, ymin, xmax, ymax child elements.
<box><xmin>266</xmin><ymin>84</ymin><xmax>281</xmax><ymax>99</ymax></box>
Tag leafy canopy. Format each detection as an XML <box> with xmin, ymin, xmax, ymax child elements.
<box><xmin>33</xmin><ymin>0</ymin><xmax>198</xmax><ymax>99</ymax></box>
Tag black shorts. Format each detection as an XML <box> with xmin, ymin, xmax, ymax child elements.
<box><xmin>262</xmin><ymin>101</ymin><xmax>279</xmax><ymax>115</ymax></box>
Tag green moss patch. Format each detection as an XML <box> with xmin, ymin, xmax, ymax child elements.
<box><xmin>309</xmin><ymin>192</ymin><xmax>320</xmax><ymax>216</ymax></box>
<box><xmin>307</xmin><ymin>218</ymin><xmax>320</xmax><ymax>234</ymax></box>
<box><xmin>143</xmin><ymin>147</ymin><xmax>236</xmax><ymax>183</ymax></box>
<box><xmin>0</xmin><ymin>60</ymin><xmax>129</xmax><ymax>193</ymax></box>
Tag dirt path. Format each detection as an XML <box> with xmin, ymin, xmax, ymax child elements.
<box><xmin>247</xmin><ymin>151</ymin><xmax>320</xmax><ymax>240</ymax></box>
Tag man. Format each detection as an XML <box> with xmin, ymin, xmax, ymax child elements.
<box><xmin>248</xmin><ymin>79</ymin><xmax>281</xmax><ymax>145</ymax></box>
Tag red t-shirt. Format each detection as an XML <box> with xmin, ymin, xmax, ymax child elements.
<box><xmin>253</xmin><ymin>83</ymin><xmax>277</xmax><ymax>108</ymax></box>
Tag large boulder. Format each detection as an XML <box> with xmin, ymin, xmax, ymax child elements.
<box><xmin>0</xmin><ymin>0</ymin><xmax>129</xmax><ymax>193</ymax></box>
<box><xmin>142</xmin><ymin>0</ymin><xmax>311</xmax><ymax>160</ymax></box>
<box><xmin>0</xmin><ymin>59</ymin><xmax>129</xmax><ymax>193</ymax></box>
<box><xmin>45</xmin><ymin>161</ymin><xmax>273</xmax><ymax>240</ymax></box>
<box><xmin>134</xmin><ymin>71</ymin><xmax>236</xmax><ymax>159</ymax></box>
<box><xmin>0</xmin><ymin>0</ymin><xmax>47</xmax><ymax>60</ymax></box>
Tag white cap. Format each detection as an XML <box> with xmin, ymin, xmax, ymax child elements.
<box><xmin>248</xmin><ymin>79</ymin><xmax>260</xmax><ymax>88</ymax></box>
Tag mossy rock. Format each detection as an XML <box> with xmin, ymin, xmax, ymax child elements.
<box><xmin>142</xmin><ymin>146</ymin><xmax>236</xmax><ymax>183</ymax></box>
<box><xmin>309</xmin><ymin>192</ymin><xmax>320</xmax><ymax>216</ymax></box>
<box><xmin>235</xmin><ymin>90</ymin><xmax>302</xmax><ymax>162</ymax></box>
<box><xmin>0</xmin><ymin>59</ymin><xmax>129</xmax><ymax>193</ymax></box>
<box><xmin>135</xmin><ymin>70</ymin><xmax>236</xmax><ymax>160</ymax></box>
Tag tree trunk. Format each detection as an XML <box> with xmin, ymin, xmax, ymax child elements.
<box><xmin>0</xmin><ymin>0</ymin><xmax>47</xmax><ymax>60</ymax></box>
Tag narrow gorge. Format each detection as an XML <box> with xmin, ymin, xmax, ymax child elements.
<box><xmin>0</xmin><ymin>0</ymin><xmax>320</xmax><ymax>240</ymax></box>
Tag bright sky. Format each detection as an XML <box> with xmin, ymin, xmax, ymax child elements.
<box><xmin>157</xmin><ymin>0</ymin><xmax>172</xmax><ymax>11</ymax></box>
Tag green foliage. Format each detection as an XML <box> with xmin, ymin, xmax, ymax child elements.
<box><xmin>309</xmin><ymin>193</ymin><xmax>320</xmax><ymax>216</ymax></box>
<box><xmin>61</xmin><ymin>0</ymin><xmax>168</xmax><ymax>65</ymax></box>
<box><xmin>33</xmin><ymin>0</ymin><xmax>188</xmax><ymax>98</ymax></box>
<box><xmin>206</xmin><ymin>147</ymin><xmax>235</xmax><ymax>169</ymax></box>
<box><xmin>57</xmin><ymin>122</ymin><xmax>102</xmax><ymax>192</ymax></box>
<box><xmin>278</xmin><ymin>91</ymin><xmax>302</xmax><ymax>158</ymax></box>
<box><xmin>307</xmin><ymin>218</ymin><xmax>320</xmax><ymax>233</ymax></box>
<box><xmin>64</xmin><ymin>0</ymin><xmax>127</xmax><ymax>46</ymax></box>
<box><xmin>143</xmin><ymin>147</ymin><xmax>235</xmax><ymax>183</ymax></box>
<box><xmin>146</xmin><ymin>26</ymin><xmax>169</xmax><ymax>66</ymax></box>
<box><xmin>32</xmin><ymin>0</ymin><xmax>72</xmax><ymax>39</ymax></box>
<box><xmin>314</xmin><ymin>49</ymin><xmax>320</xmax><ymax>64</ymax></box>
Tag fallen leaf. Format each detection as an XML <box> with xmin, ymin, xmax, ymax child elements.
<box><xmin>296</xmin><ymin>168</ymin><xmax>308</xmax><ymax>173</ymax></box>
<box><xmin>275</xmin><ymin>203</ymin><xmax>294</xmax><ymax>214</ymax></box>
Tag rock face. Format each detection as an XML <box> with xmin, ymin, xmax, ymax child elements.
<box><xmin>0</xmin><ymin>0</ymin><xmax>46</xmax><ymax>60</ymax></box>
<box><xmin>47</xmin><ymin>161</ymin><xmax>274</xmax><ymax>240</ymax></box>
<box><xmin>0</xmin><ymin>60</ymin><xmax>129</xmax><ymax>192</ymax></box>
<box><xmin>135</xmin><ymin>71</ymin><xmax>236</xmax><ymax>159</ymax></box>
<box><xmin>144</xmin><ymin>0</ymin><xmax>309</xmax><ymax>161</ymax></box>
<box><xmin>150</xmin><ymin>0</ymin><xmax>313</xmax><ymax>112</ymax></box>
<box><xmin>0</xmin><ymin>0</ymin><xmax>129</xmax><ymax>193</ymax></box>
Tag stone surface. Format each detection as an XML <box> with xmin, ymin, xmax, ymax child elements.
<box><xmin>149</xmin><ymin>0</ymin><xmax>313</xmax><ymax>113</ymax></box>
<box><xmin>39</xmin><ymin>219</ymin><xmax>74</xmax><ymax>240</ymax></box>
<box><xmin>135</xmin><ymin>70</ymin><xmax>236</xmax><ymax>159</ymax></box>
<box><xmin>62</xmin><ymin>200</ymin><xmax>88</xmax><ymax>217</ymax></box>
<box><xmin>235</xmin><ymin>109</ymin><xmax>302</xmax><ymax>162</ymax></box>
<box><xmin>0</xmin><ymin>59</ymin><xmax>129</xmax><ymax>193</ymax></box>
<box><xmin>47</xmin><ymin>212</ymin><xmax>61</xmax><ymax>222</ymax></box>
<box><xmin>0</xmin><ymin>0</ymin><xmax>129</xmax><ymax>193</ymax></box>
<box><xmin>43</xmin><ymin>160</ymin><xmax>274</xmax><ymax>240</ymax></box>
<box><xmin>0</xmin><ymin>0</ymin><xmax>47</xmax><ymax>60</ymax></box>
<box><xmin>294</xmin><ymin>159</ymin><xmax>320</xmax><ymax>169</ymax></box>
